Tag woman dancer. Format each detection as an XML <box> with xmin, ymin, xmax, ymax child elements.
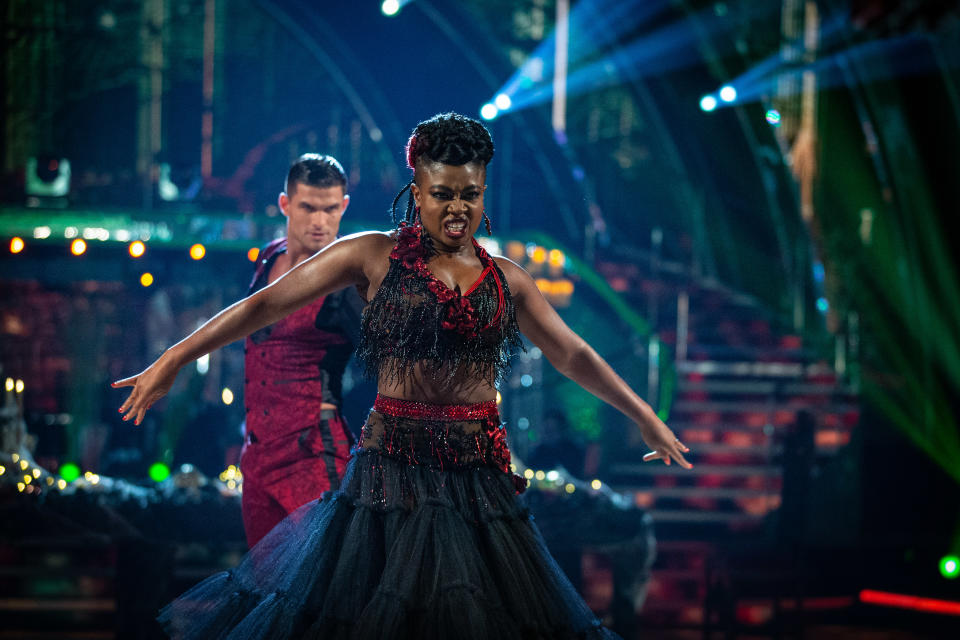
<box><xmin>115</xmin><ymin>113</ymin><xmax>691</xmax><ymax>639</ymax></box>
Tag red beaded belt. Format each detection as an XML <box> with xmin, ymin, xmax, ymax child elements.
<box><xmin>373</xmin><ymin>394</ymin><xmax>499</xmax><ymax>421</ymax></box>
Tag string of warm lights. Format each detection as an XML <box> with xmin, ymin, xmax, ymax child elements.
<box><xmin>218</xmin><ymin>464</ymin><xmax>243</xmax><ymax>492</ymax></box>
<box><xmin>5</xmin><ymin>225</ymin><xmax>264</xmax><ymax>266</ymax></box>
<box><xmin>513</xmin><ymin>461</ymin><xmax>606</xmax><ymax>496</ymax></box>
<box><xmin>504</xmin><ymin>240</ymin><xmax>575</xmax><ymax>307</ymax></box>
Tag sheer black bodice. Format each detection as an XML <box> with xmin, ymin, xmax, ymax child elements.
<box><xmin>356</xmin><ymin>223</ymin><xmax>523</xmax><ymax>388</ymax></box>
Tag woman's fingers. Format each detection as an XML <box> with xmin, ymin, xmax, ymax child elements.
<box><xmin>643</xmin><ymin>439</ymin><xmax>694</xmax><ymax>469</ymax></box>
<box><xmin>111</xmin><ymin>376</ymin><xmax>137</xmax><ymax>388</ymax></box>
<box><xmin>119</xmin><ymin>390</ymin><xmax>136</xmax><ymax>415</ymax></box>
<box><xmin>115</xmin><ymin>375</ymin><xmax>140</xmax><ymax>416</ymax></box>
<box><xmin>670</xmin><ymin>446</ymin><xmax>693</xmax><ymax>469</ymax></box>
<box><xmin>114</xmin><ymin>365</ymin><xmax>167</xmax><ymax>425</ymax></box>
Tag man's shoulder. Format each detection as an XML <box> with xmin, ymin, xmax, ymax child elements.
<box><xmin>261</xmin><ymin>237</ymin><xmax>287</xmax><ymax>256</ymax></box>
<box><xmin>248</xmin><ymin>237</ymin><xmax>287</xmax><ymax>290</ymax></box>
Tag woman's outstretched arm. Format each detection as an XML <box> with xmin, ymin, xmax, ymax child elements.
<box><xmin>113</xmin><ymin>231</ymin><xmax>389</xmax><ymax>425</ymax></box>
<box><xmin>498</xmin><ymin>257</ymin><xmax>692</xmax><ymax>468</ymax></box>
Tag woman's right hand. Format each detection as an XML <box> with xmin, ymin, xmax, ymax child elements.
<box><xmin>111</xmin><ymin>350</ymin><xmax>182</xmax><ymax>425</ymax></box>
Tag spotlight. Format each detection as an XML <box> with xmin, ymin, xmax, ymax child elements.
<box><xmin>381</xmin><ymin>0</ymin><xmax>400</xmax><ymax>16</ymax></box>
<box><xmin>719</xmin><ymin>85</ymin><xmax>737</xmax><ymax>102</ymax></box>
<box><xmin>26</xmin><ymin>156</ymin><xmax>71</xmax><ymax>198</ymax></box>
<box><xmin>70</xmin><ymin>239</ymin><xmax>87</xmax><ymax>256</ymax></box>
<box><xmin>10</xmin><ymin>237</ymin><xmax>25</xmax><ymax>254</ymax></box>
<box><xmin>59</xmin><ymin>462</ymin><xmax>81</xmax><ymax>482</ymax></box>
<box><xmin>941</xmin><ymin>555</ymin><xmax>960</xmax><ymax>580</ymax></box>
<box><xmin>140</xmin><ymin>272</ymin><xmax>154</xmax><ymax>287</ymax></box>
<box><xmin>494</xmin><ymin>93</ymin><xmax>512</xmax><ymax>110</ymax></box>
<box><xmin>149</xmin><ymin>462</ymin><xmax>171</xmax><ymax>482</ymax></box>
<box><xmin>222</xmin><ymin>387</ymin><xmax>234</xmax><ymax>405</ymax></box>
<box><xmin>189</xmin><ymin>243</ymin><xmax>206</xmax><ymax>260</ymax></box>
<box><xmin>480</xmin><ymin>103</ymin><xmax>499</xmax><ymax>121</ymax></box>
<box><xmin>247</xmin><ymin>247</ymin><xmax>260</xmax><ymax>262</ymax></box>
<box><xmin>129</xmin><ymin>240</ymin><xmax>146</xmax><ymax>258</ymax></box>
<box><xmin>765</xmin><ymin>109</ymin><xmax>782</xmax><ymax>126</ymax></box>
<box><xmin>699</xmin><ymin>95</ymin><xmax>718</xmax><ymax>112</ymax></box>
<box><xmin>816</xmin><ymin>297</ymin><xmax>829</xmax><ymax>313</ymax></box>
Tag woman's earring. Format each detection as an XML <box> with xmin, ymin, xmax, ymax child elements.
<box><xmin>482</xmin><ymin>208</ymin><xmax>492</xmax><ymax>235</ymax></box>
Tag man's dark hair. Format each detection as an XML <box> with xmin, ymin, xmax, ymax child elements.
<box><xmin>391</xmin><ymin>113</ymin><xmax>494</xmax><ymax>228</ymax></box>
<box><xmin>285</xmin><ymin>154</ymin><xmax>347</xmax><ymax>195</ymax></box>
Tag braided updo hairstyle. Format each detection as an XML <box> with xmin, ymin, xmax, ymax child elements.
<box><xmin>391</xmin><ymin>112</ymin><xmax>495</xmax><ymax>233</ymax></box>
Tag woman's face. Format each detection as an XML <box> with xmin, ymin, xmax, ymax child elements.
<box><xmin>411</xmin><ymin>161</ymin><xmax>486</xmax><ymax>252</ymax></box>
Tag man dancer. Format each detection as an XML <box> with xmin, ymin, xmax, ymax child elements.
<box><xmin>241</xmin><ymin>154</ymin><xmax>364</xmax><ymax>547</ymax></box>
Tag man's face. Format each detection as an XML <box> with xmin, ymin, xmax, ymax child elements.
<box><xmin>279</xmin><ymin>182</ymin><xmax>349</xmax><ymax>255</ymax></box>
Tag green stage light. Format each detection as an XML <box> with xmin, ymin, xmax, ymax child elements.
<box><xmin>149</xmin><ymin>462</ymin><xmax>171</xmax><ymax>483</ymax></box>
<box><xmin>59</xmin><ymin>462</ymin><xmax>80</xmax><ymax>482</ymax></box>
<box><xmin>940</xmin><ymin>555</ymin><xmax>960</xmax><ymax>579</ymax></box>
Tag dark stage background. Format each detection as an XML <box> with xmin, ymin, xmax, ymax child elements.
<box><xmin>2</xmin><ymin>0</ymin><xmax>960</xmax><ymax>637</ymax></box>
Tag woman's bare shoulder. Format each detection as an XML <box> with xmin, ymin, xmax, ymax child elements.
<box><xmin>492</xmin><ymin>255</ymin><xmax>533</xmax><ymax>292</ymax></box>
<box><xmin>333</xmin><ymin>230</ymin><xmax>396</xmax><ymax>261</ymax></box>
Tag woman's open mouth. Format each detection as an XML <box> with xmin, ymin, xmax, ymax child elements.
<box><xmin>443</xmin><ymin>219</ymin><xmax>468</xmax><ymax>238</ymax></box>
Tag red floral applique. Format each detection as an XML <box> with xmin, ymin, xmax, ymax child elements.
<box><xmin>389</xmin><ymin>223</ymin><xmax>426</xmax><ymax>268</ymax></box>
<box><xmin>426</xmin><ymin>279</ymin><xmax>457</xmax><ymax>304</ymax></box>
<box><xmin>441</xmin><ymin>297</ymin><xmax>478</xmax><ymax>335</ymax></box>
<box><xmin>391</xmin><ymin>226</ymin><xmax>493</xmax><ymax>338</ymax></box>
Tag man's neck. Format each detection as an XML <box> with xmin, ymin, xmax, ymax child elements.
<box><xmin>285</xmin><ymin>246</ymin><xmax>313</xmax><ymax>269</ymax></box>
<box><xmin>283</xmin><ymin>236</ymin><xmax>320</xmax><ymax>270</ymax></box>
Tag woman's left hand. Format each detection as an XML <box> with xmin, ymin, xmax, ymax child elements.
<box><xmin>638</xmin><ymin>410</ymin><xmax>693</xmax><ymax>468</ymax></box>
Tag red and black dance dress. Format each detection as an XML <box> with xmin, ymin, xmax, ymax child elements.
<box><xmin>240</xmin><ymin>238</ymin><xmax>363</xmax><ymax>547</ymax></box>
<box><xmin>158</xmin><ymin>225</ymin><xmax>620</xmax><ymax>639</ymax></box>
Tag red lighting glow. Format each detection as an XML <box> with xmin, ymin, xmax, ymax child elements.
<box><xmin>860</xmin><ymin>589</ymin><xmax>960</xmax><ymax>616</ymax></box>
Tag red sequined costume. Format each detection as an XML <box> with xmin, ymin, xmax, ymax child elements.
<box><xmin>159</xmin><ymin>226</ymin><xmax>620</xmax><ymax>639</ymax></box>
<box><xmin>240</xmin><ymin>237</ymin><xmax>363</xmax><ymax>547</ymax></box>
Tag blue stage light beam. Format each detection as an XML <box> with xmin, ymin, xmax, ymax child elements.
<box><xmin>497</xmin><ymin>0</ymin><xmax>672</xmax><ymax>109</ymax></box>
<box><xmin>700</xmin><ymin>12</ymin><xmax>855</xmax><ymax>108</ymax></box>
<box><xmin>722</xmin><ymin>31</ymin><xmax>941</xmax><ymax>107</ymax></box>
<box><xmin>491</xmin><ymin>1</ymin><xmax>780</xmax><ymax>115</ymax></box>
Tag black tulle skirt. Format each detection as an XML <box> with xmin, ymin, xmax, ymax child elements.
<box><xmin>158</xmin><ymin>396</ymin><xmax>620</xmax><ymax>639</ymax></box>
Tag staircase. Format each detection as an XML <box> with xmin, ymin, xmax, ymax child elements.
<box><xmin>595</xmin><ymin>260</ymin><xmax>860</xmax><ymax>627</ymax></box>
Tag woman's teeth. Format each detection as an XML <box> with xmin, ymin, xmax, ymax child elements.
<box><xmin>445</xmin><ymin>221</ymin><xmax>467</xmax><ymax>232</ymax></box>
